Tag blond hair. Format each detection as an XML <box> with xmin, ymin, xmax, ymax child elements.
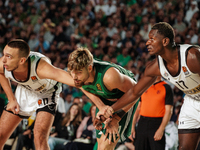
<box><xmin>68</xmin><ymin>47</ymin><xmax>93</xmax><ymax>71</ymax></box>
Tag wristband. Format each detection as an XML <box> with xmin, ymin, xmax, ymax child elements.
<box><xmin>115</xmin><ymin>109</ymin><xmax>126</xmax><ymax>118</ymax></box>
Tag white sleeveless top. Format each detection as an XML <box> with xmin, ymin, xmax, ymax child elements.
<box><xmin>158</xmin><ymin>44</ymin><xmax>200</xmax><ymax>100</ymax></box>
<box><xmin>4</xmin><ymin>52</ymin><xmax>61</xmax><ymax>95</ymax></box>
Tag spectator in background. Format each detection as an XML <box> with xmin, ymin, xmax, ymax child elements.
<box><xmin>16</xmin><ymin>112</ymin><xmax>36</xmax><ymax>150</ymax></box>
<box><xmin>81</xmin><ymin>94</ymin><xmax>93</xmax><ymax>115</ymax></box>
<box><xmin>73</xmin><ymin>96</ymin><xmax>87</xmax><ymax>119</ymax></box>
<box><xmin>44</xmin><ymin>23</ymin><xmax>55</xmax><ymax>44</ymax></box>
<box><xmin>116</xmin><ymin>47</ymin><xmax>131</xmax><ymax>67</ymax></box>
<box><xmin>48</xmin><ymin>103</ymin><xmax>82</xmax><ymax>150</ymax></box>
<box><xmin>64</xmin><ymin>105</ymin><xmax>97</xmax><ymax>150</ymax></box>
<box><xmin>64</xmin><ymin>93</ymin><xmax>73</xmax><ymax>113</ymax></box>
<box><xmin>53</xmin><ymin>25</ymin><xmax>68</xmax><ymax>44</ymax></box>
<box><xmin>186</xmin><ymin>28</ymin><xmax>198</xmax><ymax>44</ymax></box>
<box><xmin>184</xmin><ymin>1</ymin><xmax>199</xmax><ymax>24</ymax></box>
<box><xmin>62</xmin><ymin>19</ymin><xmax>75</xmax><ymax>41</ymax></box>
<box><xmin>122</xmin><ymin>30</ymin><xmax>135</xmax><ymax>47</ymax></box>
<box><xmin>33</xmin><ymin>17</ymin><xmax>43</xmax><ymax>35</ymax></box>
<box><xmin>173</xmin><ymin>15</ymin><xmax>187</xmax><ymax>36</ymax></box>
<box><xmin>139</xmin><ymin>23</ymin><xmax>149</xmax><ymax>41</ymax></box>
<box><xmin>106</xmin><ymin>20</ymin><xmax>118</xmax><ymax>38</ymax></box>
<box><xmin>34</xmin><ymin>34</ymin><xmax>50</xmax><ymax>54</ymax></box>
<box><xmin>28</xmin><ymin>32</ymin><xmax>39</xmax><ymax>51</ymax></box>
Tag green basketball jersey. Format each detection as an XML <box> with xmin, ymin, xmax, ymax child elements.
<box><xmin>82</xmin><ymin>59</ymin><xmax>135</xmax><ymax>100</ymax></box>
<box><xmin>82</xmin><ymin>59</ymin><xmax>138</xmax><ymax>143</ymax></box>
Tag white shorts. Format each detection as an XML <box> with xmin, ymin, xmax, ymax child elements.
<box><xmin>178</xmin><ymin>95</ymin><xmax>200</xmax><ymax>130</ymax></box>
<box><xmin>14</xmin><ymin>84</ymin><xmax>61</xmax><ymax>117</ymax></box>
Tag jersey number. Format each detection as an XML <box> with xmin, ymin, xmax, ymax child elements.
<box><xmin>176</xmin><ymin>80</ymin><xmax>188</xmax><ymax>89</ymax></box>
<box><xmin>43</xmin><ymin>98</ymin><xmax>49</xmax><ymax>105</ymax></box>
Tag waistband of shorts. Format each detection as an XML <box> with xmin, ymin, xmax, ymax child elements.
<box><xmin>4</xmin><ymin>106</ymin><xmax>30</xmax><ymax>119</ymax></box>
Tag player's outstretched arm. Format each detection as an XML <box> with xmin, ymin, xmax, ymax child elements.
<box><xmin>36</xmin><ymin>58</ymin><xmax>75</xmax><ymax>86</ymax></box>
<box><xmin>110</xmin><ymin>59</ymin><xmax>160</xmax><ymax>113</ymax></box>
<box><xmin>37</xmin><ymin>58</ymin><xmax>113</xmax><ymax>116</ymax></box>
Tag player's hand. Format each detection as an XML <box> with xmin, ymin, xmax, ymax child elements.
<box><xmin>6</xmin><ymin>100</ymin><xmax>20</xmax><ymax>114</ymax></box>
<box><xmin>104</xmin><ymin>116</ymin><xmax>120</xmax><ymax>144</ymax></box>
<box><xmin>23</xmin><ymin>129</ymin><xmax>32</xmax><ymax>139</ymax></box>
<box><xmin>129</xmin><ymin>129</ymin><xmax>135</xmax><ymax>142</ymax></box>
<box><xmin>93</xmin><ymin>115</ymin><xmax>106</xmax><ymax>130</ymax></box>
<box><xmin>96</xmin><ymin>105</ymin><xmax>114</xmax><ymax>120</ymax></box>
<box><xmin>154</xmin><ymin>128</ymin><xmax>164</xmax><ymax>141</ymax></box>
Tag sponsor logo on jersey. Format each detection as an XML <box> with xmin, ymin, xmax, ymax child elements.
<box><xmin>182</xmin><ymin>66</ymin><xmax>189</xmax><ymax>75</ymax></box>
<box><xmin>38</xmin><ymin>99</ymin><xmax>42</xmax><ymax>105</ymax></box>
<box><xmin>35</xmin><ymin>84</ymin><xmax>46</xmax><ymax>91</ymax></box>
<box><xmin>184</xmin><ymin>85</ymin><xmax>200</xmax><ymax>95</ymax></box>
<box><xmin>31</xmin><ymin>76</ymin><xmax>38</xmax><ymax>82</ymax></box>
<box><xmin>164</xmin><ymin>72</ymin><xmax>168</xmax><ymax>77</ymax></box>
<box><xmin>96</xmin><ymin>83</ymin><xmax>102</xmax><ymax>91</ymax></box>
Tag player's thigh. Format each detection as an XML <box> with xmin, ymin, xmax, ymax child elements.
<box><xmin>97</xmin><ymin>134</ymin><xmax>118</xmax><ymax>150</ymax></box>
<box><xmin>34</xmin><ymin>110</ymin><xmax>54</xmax><ymax>139</ymax></box>
<box><xmin>0</xmin><ymin>111</ymin><xmax>21</xmax><ymax>142</ymax></box>
<box><xmin>178</xmin><ymin>132</ymin><xmax>200</xmax><ymax>150</ymax></box>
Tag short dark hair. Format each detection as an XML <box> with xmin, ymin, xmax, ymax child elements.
<box><xmin>7</xmin><ymin>39</ymin><xmax>30</xmax><ymax>58</ymax></box>
<box><xmin>152</xmin><ymin>22</ymin><xmax>175</xmax><ymax>46</ymax></box>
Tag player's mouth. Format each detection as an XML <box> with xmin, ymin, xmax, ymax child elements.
<box><xmin>147</xmin><ymin>47</ymin><xmax>152</xmax><ymax>52</ymax></box>
<box><xmin>3</xmin><ymin>65</ymin><xmax>8</xmax><ymax>69</ymax></box>
<box><xmin>74</xmin><ymin>80</ymin><xmax>80</xmax><ymax>84</ymax></box>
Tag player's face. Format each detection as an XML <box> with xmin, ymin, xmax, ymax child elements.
<box><xmin>2</xmin><ymin>45</ymin><xmax>21</xmax><ymax>71</ymax></box>
<box><xmin>70</xmin><ymin>67</ymin><xmax>90</xmax><ymax>87</ymax></box>
<box><xmin>146</xmin><ymin>29</ymin><xmax>165</xmax><ymax>56</ymax></box>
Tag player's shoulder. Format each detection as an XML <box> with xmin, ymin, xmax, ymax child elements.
<box><xmin>144</xmin><ymin>58</ymin><xmax>161</xmax><ymax>77</ymax></box>
<box><xmin>104</xmin><ymin>67</ymin><xmax>120</xmax><ymax>80</ymax></box>
<box><xmin>0</xmin><ymin>57</ymin><xmax>4</xmax><ymax>73</ymax></box>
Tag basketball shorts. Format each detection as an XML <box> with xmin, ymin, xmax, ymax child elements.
<box><xmin>5</xmin><ymin>84</ymin><xmax>61</xmax><ymax>118</ymax></box>
<box><xmin>178</xmin><ymin>95</ymin><xmax>200</xmax><ymax>133</ymax></box>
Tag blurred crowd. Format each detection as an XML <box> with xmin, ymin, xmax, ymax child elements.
<box><xmin>0</xmin><ymin>0</ymin><xmax>199</xmax><ymax>149</ymax></box>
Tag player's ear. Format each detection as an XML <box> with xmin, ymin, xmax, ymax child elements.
<box><xmin>19</xmin><ymin>57</ymin><xmax>27</xmax><ymax>64</ymax></box>
<box><xmin>163</xmin><ymin>37</ymin><xmax>170</xmax><ymax>46</ymax></box>
<box><xmin>88</xmin><ymin>64</ymin><xmax>93</xmax><ymax>72</ymax></box>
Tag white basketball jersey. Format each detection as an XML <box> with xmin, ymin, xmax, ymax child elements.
<box><xmin>158</xmin><ymin>44</ymin><xmax>200</xmax><ymax>100</ymax></box>
<box><xmin>4</xmin><ymin>52</ymin><xmax>62</xmax><ymax>95</ymax></box>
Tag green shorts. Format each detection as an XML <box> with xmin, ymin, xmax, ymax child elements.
<box><xmin>95</xmin><ymin>99</ymin><xmax>139</xmax><ymax>143</ymax></box>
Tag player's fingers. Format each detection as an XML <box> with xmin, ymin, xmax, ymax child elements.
<box><xmin>104</xmin><ymin>118</ymin><xmax>111</xmax><ymax>129</ymax></box>
<box><xmin>104</xmin><ymin>132</ymin><xmax>108</xmax><ymax>141</ymax></box>
<box><xmin>113</xmin><ymin>132</ymin><xmax>116</xmax><ymax>143</ymax></box>
<box><xmin>108</xmin><ymin>107</ymin><xmax>114</xmax><ymax>116</ymax></box>
<box><xmin>15</xmin><ymin>105</ymin><xmax>20</xmax><ymax>114</ymax></box>
<box><xmin>116</xmin><ymin>134</ymin><xmax>120</xmax><ymax>142</ymax></box>
<box><xmin>109</xmin><ymin>132</ymin><xmax>112</xmax><ymax>144</ymax></box>
<box><xmin>100</xmin><ymin>115</ymin><xmax>106</xmax><ymax>122</ymax></box>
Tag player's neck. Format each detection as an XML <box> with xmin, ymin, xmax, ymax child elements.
<box><xmin>84</xmin><ymin>67</ymin><xmax>96</xmax><ymax>85</ymax></box>
<box><xmin>162</xmin><ymin>46</ymin><xmax>178</xmax><ymax>64</ymax></box>
<box><xmin>13</xmin><ymin>60</ymin><xmax>29</xmax><ymax>73</ymax></box>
